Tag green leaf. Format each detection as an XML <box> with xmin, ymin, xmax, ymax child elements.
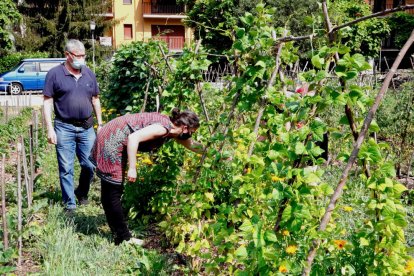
<box><xmin>236</xmin><ymin>28</ymin><xmax>246</xmax><ymax>39</ymax></box>
<box><xmin>311</xmin><ymin>55</ymin><xmax>324</xmax><ymax>69</ymax></box>
<box><xmin>338</xmin><ymin>45</ymin><xmax>350</xmax><ymax>54</ymax></box>
<box><xmin>239</xmin><ymin>219</ymin><xmax>253</xmax><ymax>233</ymax></box>
<box><xmin>264</xmin><ymin>231</ymin><xmax>278</xmax><ymax>243</ymax></box>
<box><xmin>295</xmin><ymin>142</ymin><xmax>306</xmax><ymax>155</ymax></box>
<box><xmin>360</xmin><ymin>237</ymin><xmax>369</xmax><ymax>246</ymax></box>
<box><xmin>393</xmin><ymin>183</ymin><xmax>407</xmax><ymax>195</ymax></box>
<box><xmin>235</xmin><ymin>246</ymin><xmax>248</xmax><ymax>259</ymax></box>
<box><xmin>345</xmin><ymin>69</ymin><xmax>358</xmax><ymax>80</ymax></box>
<box><xmin>255</xmin><ymin>60</ymin><xmax>266</xmax><ymax>68</ymax></box>
<box><xmin>369</xmin><ymin>120</ymin><xmax>380</xmax><ymax>132</ymax></box>
<box><xmin>205</xmin><ymin>192</ymin><xmax>214</xmax><ymax>202</ymax></box>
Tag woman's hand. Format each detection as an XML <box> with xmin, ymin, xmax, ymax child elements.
<box><xmin>127</xmin><ymin>167</ymin><xmax>137</xmax><ymax>182</ymax></box>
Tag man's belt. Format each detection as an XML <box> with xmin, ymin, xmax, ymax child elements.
<box><xmin>56</xmin><ymin>116</ymin><xmax>93</xmax><ymax>128</ymax></box>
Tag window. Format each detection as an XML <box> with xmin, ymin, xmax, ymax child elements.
<box><xmin>123</xmin><ymin>0</ymin><xmax>132</xmax><ymax>4</ymax></box>
<box><xmin>19</xmin><ymin>62</ymin><xmax>36</xmax><ymax>73</ymax></box>
<box><xmin>124</xmin><ymin>24</ymin><xmax>133</xmax><ymax>40</ymax></box>
<box><xmin>40</xmin><ymin>62</ymin><xmax>62</xmax><ymax>72</ymax></box>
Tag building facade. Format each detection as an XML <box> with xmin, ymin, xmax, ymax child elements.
<box><xmin>104</xmin><ymin>0</ymin><xmax>191</xmax><ymax>51</ymax></box>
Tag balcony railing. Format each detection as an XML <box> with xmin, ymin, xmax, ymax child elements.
<box><xmin>379</xmin><ymin>4</ymin><xmax>414</xmax><ymax>14</ymax></box>
<box><xmin>153</xmin><ymin>36</ymin><xmax>185</xmax><ymax>51</ymax></box>
<box><xmin>142</xmin><ymin>2</ymin><xmax>185</xmax><ymax>15</ymax></box>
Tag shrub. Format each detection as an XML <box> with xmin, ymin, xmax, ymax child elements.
<box><xmin>0</xmin><ymin>51</ymin><xmax>49</xmax><ymax>74</ymax></box>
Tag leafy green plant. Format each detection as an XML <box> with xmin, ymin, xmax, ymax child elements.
<box><xmin>0</xmin><ymin>51</ymin><xmax>48</xmax><ymax>74</ymax></box>
<box><xmin>92</xmin><ymin>2</ymin><xmax>414</xmax><ymax>274</ymax></box>
<box><xmin>100</xmin><ymin>41</ymin><xmax>169</xmax><ymax>114</ymax></box>
<box><xmin>377</xmin><ymin>80</ymin><xmax>414</xmax><ymax>177</ymax></box>
<box><xmin>387</xmin><ymin>12</ymin><xmax>414</xmax><ymax>48</ymax></box>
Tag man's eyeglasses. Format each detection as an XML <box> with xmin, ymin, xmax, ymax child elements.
<box><xmin>67</xmin><ymin>51</ymin><xmax>86</xmax><ymax>58</ymax></box>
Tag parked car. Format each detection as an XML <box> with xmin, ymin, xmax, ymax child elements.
<box><xmin>0</xmin><ymin>58</ymin><xmax>66</xmax><ymax>95</ymax></box>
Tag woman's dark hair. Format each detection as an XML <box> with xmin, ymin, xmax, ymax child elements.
<box><xmin>170</xmin><ymin>108</ymin><xmax>200</xmax><ymax>128</ymax></box>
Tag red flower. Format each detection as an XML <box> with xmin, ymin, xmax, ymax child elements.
<box><xmin>296</xmin><ymin>122</ymin><xmax>304</xmax><ymax>129</ymax></box>
<box><xmin>295</xmin><ymin>87</ymin><xmax>305</xmax><ymax>94</ymax></box>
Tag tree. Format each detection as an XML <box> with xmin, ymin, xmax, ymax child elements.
<box><xmin>182</xmin><ymin>0</ymin><xmax>389</xmax><ymax>58</ymax></box>
<box><xmin>181</xmin><ymin>0</ymin><xmax>320</xmax><ymax>53</ymax></box>
<box><xmin>0</xmin><ymin>0</ymin><xmax>21</xmax><ymax>52</ymax></box>
<box><xmin>14</xmin><ymin>0</ymin><xmax>113</xmax><ymax>57</ymax></box>
<box><xmin>329</xmin><ymin>0</ymin><xmax>390</xmax><ymax>57</ymax></box>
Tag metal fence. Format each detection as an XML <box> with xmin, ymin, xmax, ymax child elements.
<box><xmin>0</xmin><ymin>92</ymin><xmax>38</xmax><ymax>124</ymax></box>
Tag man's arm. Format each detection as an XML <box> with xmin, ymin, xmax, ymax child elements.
<box><xmin>43</xmin><ymin>96</ymin><xmax>57</xmax><ymax>144</ymax></box>
<box><xmin>92</xmin><ymin>95</ymin><xmax>103</xmax><ymax>132</ymax></box>
<box><xmin>175</xmin><ymin>138</ymin><xmax>204</xmax><ymax>154</ymax></box>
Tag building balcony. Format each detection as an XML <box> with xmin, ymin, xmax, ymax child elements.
<box><xmin>373</xmin><ymin>2</ymin><xmax>414</xmax><ymax>15</ymax></box>
<box><xmin>152</xmin><ymin>36</ymin><xmax>186</xmax><ymax>51</ymax></box>
<box><xmin>142</xmin><ymin>1</ymin><xmax>186</xmax><ymax>19</ymax></box>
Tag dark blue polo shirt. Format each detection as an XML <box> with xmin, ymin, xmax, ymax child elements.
<box><xmin>43</xmin><ymin>64</ymin><xmax>99</xmax><ymax>120</ymax></box>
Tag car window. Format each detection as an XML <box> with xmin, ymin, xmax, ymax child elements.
<box><xmin>40</xmin><ymin>62</ymin><xmax>62</xmax><ymax>72</ymax></box>
<box><xmin>20</xmin><ymin>62</ymin><xmax>37</xmax><ymax>73</ymax></box>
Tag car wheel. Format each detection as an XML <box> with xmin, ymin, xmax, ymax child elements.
<box><xmin>9</xmin><ymin>83</ymin><xmax>23</xmax><ymax>95</ymax></box>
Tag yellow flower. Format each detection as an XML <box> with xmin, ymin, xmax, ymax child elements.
<box><xmin>237</xmin><ymin>144</ymin><xmax>246</xmax><ymax>151</ymax></box>
<box><xmin>282</xmin><ymin>230</ymin><xmax>290</xmax><ymax>236</ymax></box>
<box><xmin>343</xmin><ymin>206</ymin><xmax>353</xmax><ymax>212</ymax></box>
<box><xmin>246</xmin><ymin>168</ymin><xmax>251</xmax><ymax>174</ymax></box>
<box><xmin>271</xmin><ymin>175</ymin><xmax>285</xmax><ymax>182</ymax></box>
<box><xmin>405</xmin><ymin>259</ymin><xmax>414</xmax><ymax>272</ymax></box>
<box><xmin>142</xmin><ymin>158</ymin><xmax>153</xmax><ymax>165</ymax></box>
<box><xmin>334</xmin><ymin>240</ymin><xmax>347</xmax><ymax>250</ymax></box>
<box><xmin>278</xmin><ymin>265</ymin><xmax>288</xmax><ymax>273</ymax></box>
<box><xmin>285</xmin><ymin>245</ymin><xmax>298</xmax><ymax>255</ymax></box>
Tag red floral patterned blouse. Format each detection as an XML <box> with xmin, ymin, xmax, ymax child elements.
<box><xmin>89</xmin><ymin>113</ymin><xmax>172</xmax><ymax>185</ymax></box>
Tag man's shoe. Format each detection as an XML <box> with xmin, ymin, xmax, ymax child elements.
<box><xmin>64</xmin><ymin>208</ymin><xmax>76</xmax><ymax>216</ymax></box>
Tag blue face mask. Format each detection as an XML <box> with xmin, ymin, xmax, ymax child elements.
<box><xmin>71</xmin><ymin>58</ymin><xmax>85</xmax><ymax>69</ymax></box>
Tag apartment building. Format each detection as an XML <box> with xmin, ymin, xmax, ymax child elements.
<box><xmin>104</xmin><ymin>0</ymin><xmax>192</xmax><ymax>51</ymax></box>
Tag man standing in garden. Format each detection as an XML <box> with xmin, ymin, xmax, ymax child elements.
<box><xmin>43</xmin><ymin>39</ymin><xmax>102</xmax><ymax>214</ymax></box>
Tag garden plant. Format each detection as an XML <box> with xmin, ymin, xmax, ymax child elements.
<box><xmin>1</xmin><ymin>0</ymin><xmax>414</xmax><ymax>275</ymax></box>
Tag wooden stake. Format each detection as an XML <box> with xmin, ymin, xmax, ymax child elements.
<box><xmin>5</xmin><ymin>100</ymin><xmax>8</xmax><ymax>124</ymax></box>
<box><xmin>29</xmin><ymin>126</ymin><xmax>34</xmax><ymax>206</ymax></box>
<box><xmin>1</xmin><ymin>154</ymin><xmax>8</xmax><ymax>249</ymax></box>
<box><xmin>34</xmin><ymin>110</ymin><xmax>39</xmax><ymax>157</ymax></box>
<box><xmin>17</xmin><ymin>142</ymin><xmax>23</xmax><ymax>266</ymax></box>
<box><xmin>20</xmin><ymin>136</ymin><xmax>30</xmax><ymax>208</ymax></box>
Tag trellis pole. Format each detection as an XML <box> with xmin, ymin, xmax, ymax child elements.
<box><xmin>1</xmin><ymin>154</ymin><xmax>8</xmax><ymax>249</ymax></box>
<box><xmin>17</xmin><ymin>142</ymin><xmax>23</xmax><ymax>266</ymax></box>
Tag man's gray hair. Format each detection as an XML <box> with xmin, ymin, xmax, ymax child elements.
<box><xmin>64</xmin><ymin>39</ymin><xmax>85</xmax><ymax>53</ymax></box>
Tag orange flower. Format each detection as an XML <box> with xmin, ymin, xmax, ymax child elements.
<box><xmin>282</xmin><ymin>230</ymin><xmax>290</xmax><ymax>236</ymax></box>
<box><xmin>279</xmin><ymin>265</ymin><xmax>288</xmax><ymax>273</ymax></box>
<box><xmin>285</xmin><ymin>245</ymin><xmax>298</xmax><ymax>255</ymax></box>
<box><xmin>334</xmin><ymin>240</ymin><xmax>347</xmax><ymax>250</ymax></box>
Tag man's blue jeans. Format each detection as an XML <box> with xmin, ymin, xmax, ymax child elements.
<box><xmin>55</xmin><ymin>120</ymin><xmax>96</xmax><ymax>210</ymax></box>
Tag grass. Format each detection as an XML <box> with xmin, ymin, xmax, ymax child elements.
<box><xmin>27</xmin><ymin>145</ymin><xmax>179</xmax><ymax>275</ymax></box>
